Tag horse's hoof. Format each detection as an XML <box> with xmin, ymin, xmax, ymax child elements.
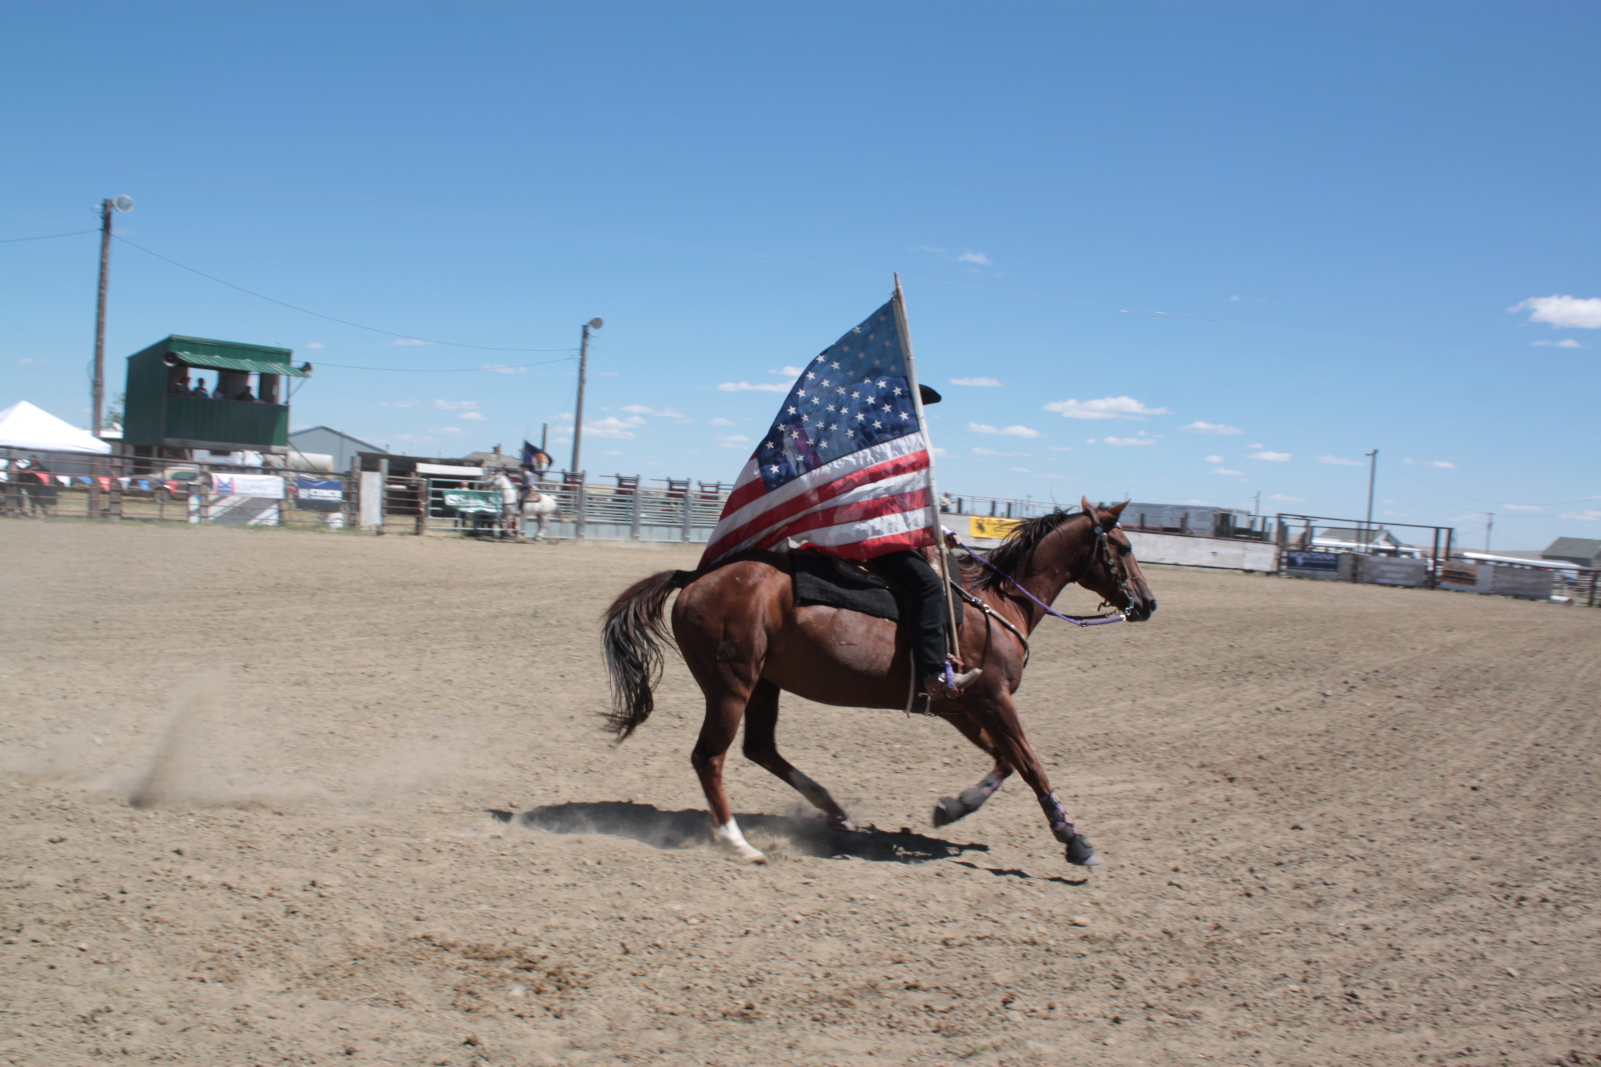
<box><xmin>931</xmin><ymin>797</ymin><xmax>965</xmax><ymax>828</ymax></box>
<box><xmin>828</xmin><ymin>816</ymin><xmax>859</xmax><ymax>833</ymax></box>
<box><xmin>1065</xmin><ymin>833</ymin><xmax>1101</xmax><ymax>867</ymax></box>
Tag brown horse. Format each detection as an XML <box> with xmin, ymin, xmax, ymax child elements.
<box><xmin>601</xmin><ymin>497</ymin><xmax>1156</xmax><ymax>867</ymax></box>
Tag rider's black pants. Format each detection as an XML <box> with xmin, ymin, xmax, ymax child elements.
<box><xmin>874</xmin><ymin>549</ymin><xmax>947</xmax><ymax>680</ymax></box>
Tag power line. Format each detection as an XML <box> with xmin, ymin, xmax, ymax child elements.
<box><xmin>0</xmin><ymin>229</ymin><xmax>98</xmax><ymax>243</ymax></box>
<box><xmin>112</xmin><ymin>235</ymin><xmax>576</xmax><ymax>353</ymax></box>
<box><xmin>315</xmin><ymin>356</ymin><xmax>575</xmax><ymax>373</ymax></box>
<box><xmin>17</xmin><ymin>144</ymin><xmax>1567</xmax><ymax>366</ymax></box>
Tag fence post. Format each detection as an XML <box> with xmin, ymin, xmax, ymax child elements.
<box><xmin>681</xmin><ymin>489</ymin><xmax>692</xmax><ymax>543</ymax></box>
<box><xmin>576</xmin><ymin>476</ymin><xmax>587</xmax><ymax>540</ymax></box>
<box><xmin>630</xmin><ymin>485</ymin><xmax>643</xmax><ymax>540</ymax></box>
<box><xmin>109</xmin><ymin>481</ymin><xmax>123</xmax><ymax>521</ymax></box>
<box><xmin>414</xmin><ymin>476</ymin><xmax>427</xmax><ymax>536</ymax></box>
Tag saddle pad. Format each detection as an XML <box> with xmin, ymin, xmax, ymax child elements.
<box><xmin>792</xmin><ymin>550</ymin><xmax>901</xmax><ymax>622</ymax></box>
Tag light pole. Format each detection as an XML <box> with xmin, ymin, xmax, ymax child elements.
<box><xmin>569</xmin><ymin>317</ymin><xmax>603</xmax><ymax>475</ymax></box>
<box><xmin>93</xmin><ymin>195</ymin><xmax>134</xmax><ymax>438</ymax></box>
<box><xmin>1363</xmin><ymin>448</ymin><xmax>1378</xmax><ymax>549</ymax></box>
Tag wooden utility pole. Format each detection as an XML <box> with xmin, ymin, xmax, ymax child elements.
<box><xmin>570</xmin><ymin>317</ymin><xmax>602</xmax><ymax>474</ymax></box>
<box><xmin>92</xmin><ymin>200</ymin><xmax>113</xmax><ymax>439</ymax></box>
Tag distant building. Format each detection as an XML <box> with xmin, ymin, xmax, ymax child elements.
<box><xmin>288</xmin><ymin>426</ymin><xmax>384</xmax><ymax>472</ymax></box>
<box><xmin>462</xmin><ymin>445</ymin><xmax>519</xmax><ymax>472</ymax></box>
<box><xmin>1542</xmin><ymin>537</ymin><xmax>1601</xmax><ymax>567</ymax></box>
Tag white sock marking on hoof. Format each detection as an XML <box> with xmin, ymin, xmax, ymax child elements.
<box><xmin>714</xmin><ymin>819</ymin><xmax>766</xmax><ymax>863</ymax></box>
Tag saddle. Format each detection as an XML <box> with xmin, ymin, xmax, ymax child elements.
<box><xmin>791</xmin><ymin>550</ymin><xmax>901</xmax><ymax>621</ymax></box>
<box><xmin>789</xmin><ymin>549</ymin><xmax>966</xmax><ymax>634</ymax></box>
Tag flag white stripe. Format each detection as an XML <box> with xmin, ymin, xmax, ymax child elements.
<box><xmin>799</xmin><ymin>507</ymin><xmax>933</xmax><ymax>547</ymax></box>
<box><xmin>706</xmin><ymin>433</ymin><xmax>927</xmax><ymax>549</ymax></box>
<box><xmin>716</xmin><ymin>467</ymin><xmax>931</xmax><ymax>558</ymax></box>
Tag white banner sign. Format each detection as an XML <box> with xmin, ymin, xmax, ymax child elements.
<box><xmin>211</xmin><ymin>474</ymin><xmax>285</xmax><ymax>499</ymax></box>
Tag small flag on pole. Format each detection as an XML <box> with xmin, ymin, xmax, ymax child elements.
<box><xmin>700</xmin><ymin>298</ymin><xmax>934</xmax><ymax>568</ymax></box>
<box><xmin>521</xmin><ymin>441</ymin><xmax>553</xmax><ymax>471</ymax></box>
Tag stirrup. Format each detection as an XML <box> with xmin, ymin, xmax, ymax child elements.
<box><xmin>924</xmin><ymin>666</ymin><xmax>982</xmax><ymax>700</ymax></box>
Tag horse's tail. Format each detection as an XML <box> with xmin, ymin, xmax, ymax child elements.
<box><xmin>602</xmin><ymin>568</ymin><xmax>699</xmax><ymax>740</ymax></box>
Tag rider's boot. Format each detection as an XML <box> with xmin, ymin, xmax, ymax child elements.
<box><xmin>923</xmin><ymin>659</ymin><xmax>982</xmax><ymax>701</ymax></box>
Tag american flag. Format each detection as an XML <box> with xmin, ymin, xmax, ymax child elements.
<box><xmin>699</xmin><ymin>298</ymin><xmax>934</xmax><ymax>568</ymax></box>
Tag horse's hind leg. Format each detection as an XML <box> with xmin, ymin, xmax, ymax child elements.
<box><xmin>741</xmin><ymin>679</ymin><xmax>858</xmax><ymax>832</ymax></box>
<box><xmin>691</xmin><ymin>688</ymin><xmax>767</xmax><ymax>863</ymax></box>
<box><xmin>932</xmin><ymin>713</ymin><xmax>1013</xmax><ymax>828</ymax></box>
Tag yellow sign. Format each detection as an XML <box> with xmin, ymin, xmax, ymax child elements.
<box><xmin>969</xmin><ymin>515</ymin><xmax>1022</xmax><ymax>540</ymax></box>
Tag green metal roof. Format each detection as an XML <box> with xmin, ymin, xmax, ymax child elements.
<box><xmin>175</xmin><ymin>351</ymin><xmax>312</xmax><ymax>377</ymax></box>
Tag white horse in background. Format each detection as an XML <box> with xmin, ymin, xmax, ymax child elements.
<box><xmin>518</xmin><ymin>491</ymin><xmax>561</xmax><ymax>542</ymax></box>
<box><xmin>485</xmin><ymin>470</ymin><xmax>561</xmax><ymax>541</ymax></box>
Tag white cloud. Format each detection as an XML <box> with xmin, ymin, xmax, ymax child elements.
<box><xmin>951</xmin><ymin>377</ymin><xmax>1002</xmax><ymax>387</ymax></box>
<box><xmin>1044</xmin><ymin>396</ymin><xmax>1170</xmax><ymax>420</ymax></box>
<box><xmin>584</xmin><ymin>417</ymin><xmax>640</xmax><ymax>439</ymax></box>
<box><xmin>379</xmin><ymin>400</ymin><xmax>421</xmax><ymax>408</ymax></box>
<box><xmin>1213</xmin><ymin>467</ymin><xmax>1244</xmax><ymax>476</ymax></box>
<box><xmin>709</xmin><ymin>417</ymin><xmax>736</xmax><ymax>426</ymax></box>
<box><xmin>433</xmin><ymin>400</ymin><xmax>479</xmax><ymax>411</ymax></box>
<box><xmin>968</xmin><ymin>422</ymin><xmax>1042</xmax><ymax>438</ymax></box>
<box><xmin>427</xmin><ymin>426</ymin><xmax>468</xmax><ymax>436</ymax></box>
<box><xmin>973</xmin><ymin>447</ymin><xmax>1029</xmax><ymax>457</ymax></box>
<box><xmin>13</xmin><ymin>357</ymin><xmax>47</xmax><ymax>364</ymax></box>
<box><xmin>1048</xmin><ymin>446</ymin><xmax>1072</xmax><ymax>452</ymax></box>
<box><xmin>620</xmin><ymin>404</ymin><xmax>653</xmax><ymax>414</ymax></box>
<box><xmin>1008</xmin><ymin>466</ymin><xmax>1029</xmax><ymax>473</ymax></box>
<box><xmin>624</xmin><ymin>415</ymin><xmax>647</xmax><ymax>426</ymax></box>
<box><xmin>1318</xmin><ymin>455</ymin><xmax>1363</xmax><ymax>466</ymax></box>
<box><xmin>767</xmin><ymin>366</ymin><xmax>805</xmax><ymax>377</ymax></box>
<box><xmin>1182</xmin><ymin>421</ymin><xmax>1243</xmax><ymax>435</ymax></box>
<box><xmin>483</xmin><ymin>364</ymin><xmax>528</xmax><ymax>374</ymax></box>
<box><xmin>717</xmin><ymin>381</ymin><xmax>788</xmax><ymax>392</ymax></box>
<box><xmin>1429</xmin><ymin>460</ymin><xmax>1455</xmax><ymax>469</ymax></box>
<box><xmin>1509</xmin><ymin>295</ymin><xmax>1601</xmax><ymax>329</ymax></box>
<box><xmin>1249</xmin><ymin>443</ymin><xmax>1264</xmax><ymax>449</ymax></box>
<box><xmin>1229</xmin><ymin>295</ymin><xmax>1241</xmax><ymax>302</ymax></box>
<box><xmin>1267</xmin><ymin>493</ymin><xmax>1306</xmax><ymax>502</ymax></box>
<box><xmin>459</xmin><ymin>411</ymin><xmax>486</xmax><ymax>421</ymax></box>
<box><xmin>598</xmin><ymin>370</ymin><xmax>618</xmax><ymax>377</ymax></box>
<box><xmin>1532</xmin><ymin>339</ymin><xmax>1584</xmax><ymax>348</ymax></box>
<box><xmin>716</xmin><ymin>434</ymin><xmax>750</xmax><ymax>443</ymax></box>
<box><xmin>305</xmin><ymin>342</ymin><xmax>325</xmax><ymax>349</ymax></box>
<box><xmin>388</xmin><ymin>338</ymin><xmax>435</xmax><ymax>346</ymax></box>
<box><xmin>1205</xmin><ymin>454</ymin><xmax>1224</xmax><ymax>463</ymax></box>
<box><xmin>912</xmin><ymin>245</ymin><xmax>993</xmax><ymax>266</ymax></box>
<box><xmin>1104</xmin><ymin>436</ymin><xmax>1157</xmax><ymax>446</ymax></box>
<box><xmin>1248</xmin><ymin>451</ymin><xmax>1291</xmax><ymax>462</ymax></box>
<box><xmin>599</xmin><ymin>450</ymin><xmax>623</xmax><ymax>456</ymax></box>
<box><xmin>1503</xmin><ymin>504</ymin><xmax>1542</xmax><ymax>512</ymax></box>
<box><xmin>1559</xmin><ymin>509</ymin><xmax>1601</xmax><ymax>521</ymax></box>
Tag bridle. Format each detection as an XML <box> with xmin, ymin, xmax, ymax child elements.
<box><xmin>945</xmin><ymin>508</ymin><xmax>1137</xmax><ymax>630</ymax></box>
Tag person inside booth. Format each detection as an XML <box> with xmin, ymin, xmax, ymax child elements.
<box><xmin>235</xmin><ymin>385</ymin><xmax>257</xmax><ymax>402</ymax></box>
<box><xmin>191</xmin><ymin>377</ymin><xmax>210</xmax><ymax>396</ymax></box>
<box><xmin>169</xmin><ymin>375</ymin><xmax>191</xmax><ymax>395</ymax></box>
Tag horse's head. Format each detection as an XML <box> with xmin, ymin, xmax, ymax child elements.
<box><xmin>1075</xmin><ymin>497</ymin><xmax>1157</xmax><ymax>622</ymax></box>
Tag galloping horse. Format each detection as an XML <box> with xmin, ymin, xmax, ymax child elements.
<box><xmin>602</xmin><ymin>497</ymin><xmax>1156</xmax><ymax>867</ymax></box>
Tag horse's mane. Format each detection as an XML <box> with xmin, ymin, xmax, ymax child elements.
<box><xmin>970</xmin><ymin>508</ymin><xmax>1082</xmax><ymax>593</ymax></box>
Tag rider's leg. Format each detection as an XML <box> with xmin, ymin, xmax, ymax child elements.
<box><xmin>874</xmin><ymin>550</ymin><xmax>980</xmax><ymax>696</ymax></box>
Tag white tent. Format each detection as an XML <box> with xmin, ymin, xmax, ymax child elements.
<box><xmin>0</xmin><ymin>401</ymin><xmax>112</xmax><ymax>455</ymax></box>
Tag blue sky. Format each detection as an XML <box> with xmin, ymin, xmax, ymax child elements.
<box><xmin>3</xmin><ymin>1</ymin><xmax>1597</xmax><ymax>550</ymax></box>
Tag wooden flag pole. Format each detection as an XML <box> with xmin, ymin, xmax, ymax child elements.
<box><xmin>893</xmin><ymin>273</ymin><xmax>962</xmax><ymax>664</ymax></box>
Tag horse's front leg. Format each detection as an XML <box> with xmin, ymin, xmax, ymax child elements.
<box><xmin>967</xmin><ymin>694</ymin><xmax>1101</xmax><ymax>867</ymax></box>
<box><xmin>932</xmin><ymin>713</ymin><xmax>1013</xmax><ymax>828</ymax></box>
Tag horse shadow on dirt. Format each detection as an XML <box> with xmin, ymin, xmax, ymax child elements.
<box><xmin>490</xmin><ymin>801</ymin><xmax>990</xmax><ymax>864</ymax></box>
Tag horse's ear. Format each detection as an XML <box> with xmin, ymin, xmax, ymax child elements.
<box><xmin>1080</xmin><ymin>495</ymin><xmax>1097</xmax><ymax>520</ymax></box>
<box><xmin>1107</xmin><ymin>500</ymin><xmax>1130</xmax><ymax>520</ymax></box>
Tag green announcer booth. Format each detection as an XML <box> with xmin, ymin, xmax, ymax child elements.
<box><xmin>122</xmin><ymin>335</ymin><xmax>314</xmax><ymax>460</ymax></box>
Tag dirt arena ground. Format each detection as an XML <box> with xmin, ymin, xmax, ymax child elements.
<box><xmin>2</xmin><ymin>519</ymin><xmax>1598</xmax><ymax>1067</ymax></box>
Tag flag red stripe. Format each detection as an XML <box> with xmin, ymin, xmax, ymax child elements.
<box><xmin>751</xmin><ymin>488</ymin><xmax>931</xmax><ymax>552</ymax></box>
<box><xmin>699</xmin><ymin>450</ymin><xmax>929</xmax><ymax>565</ymax></box>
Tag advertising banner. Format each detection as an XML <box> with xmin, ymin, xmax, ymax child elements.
<box><xmin>442</xmin><ymin>489</ymin><xmax>502</xmax><ymax>513</ymax></box>
<box><xmin>212</xmin><ymin>473</ymin><xmax>285</xmax><ymax>499</ymax></box>
<box><xmin>1286</xmin><ymin>550</ymin><xmax>1340</xmax><ymax>571</ymax></box>
<box><xmin>294</xmin><ymin>476</ymin><xmax>344</xmax><ymax>512</ymax></box>
<box><xmin>969</xmin><ymin>515</ymin><xmax>1022</xmax><ymax>540</ymax></box>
